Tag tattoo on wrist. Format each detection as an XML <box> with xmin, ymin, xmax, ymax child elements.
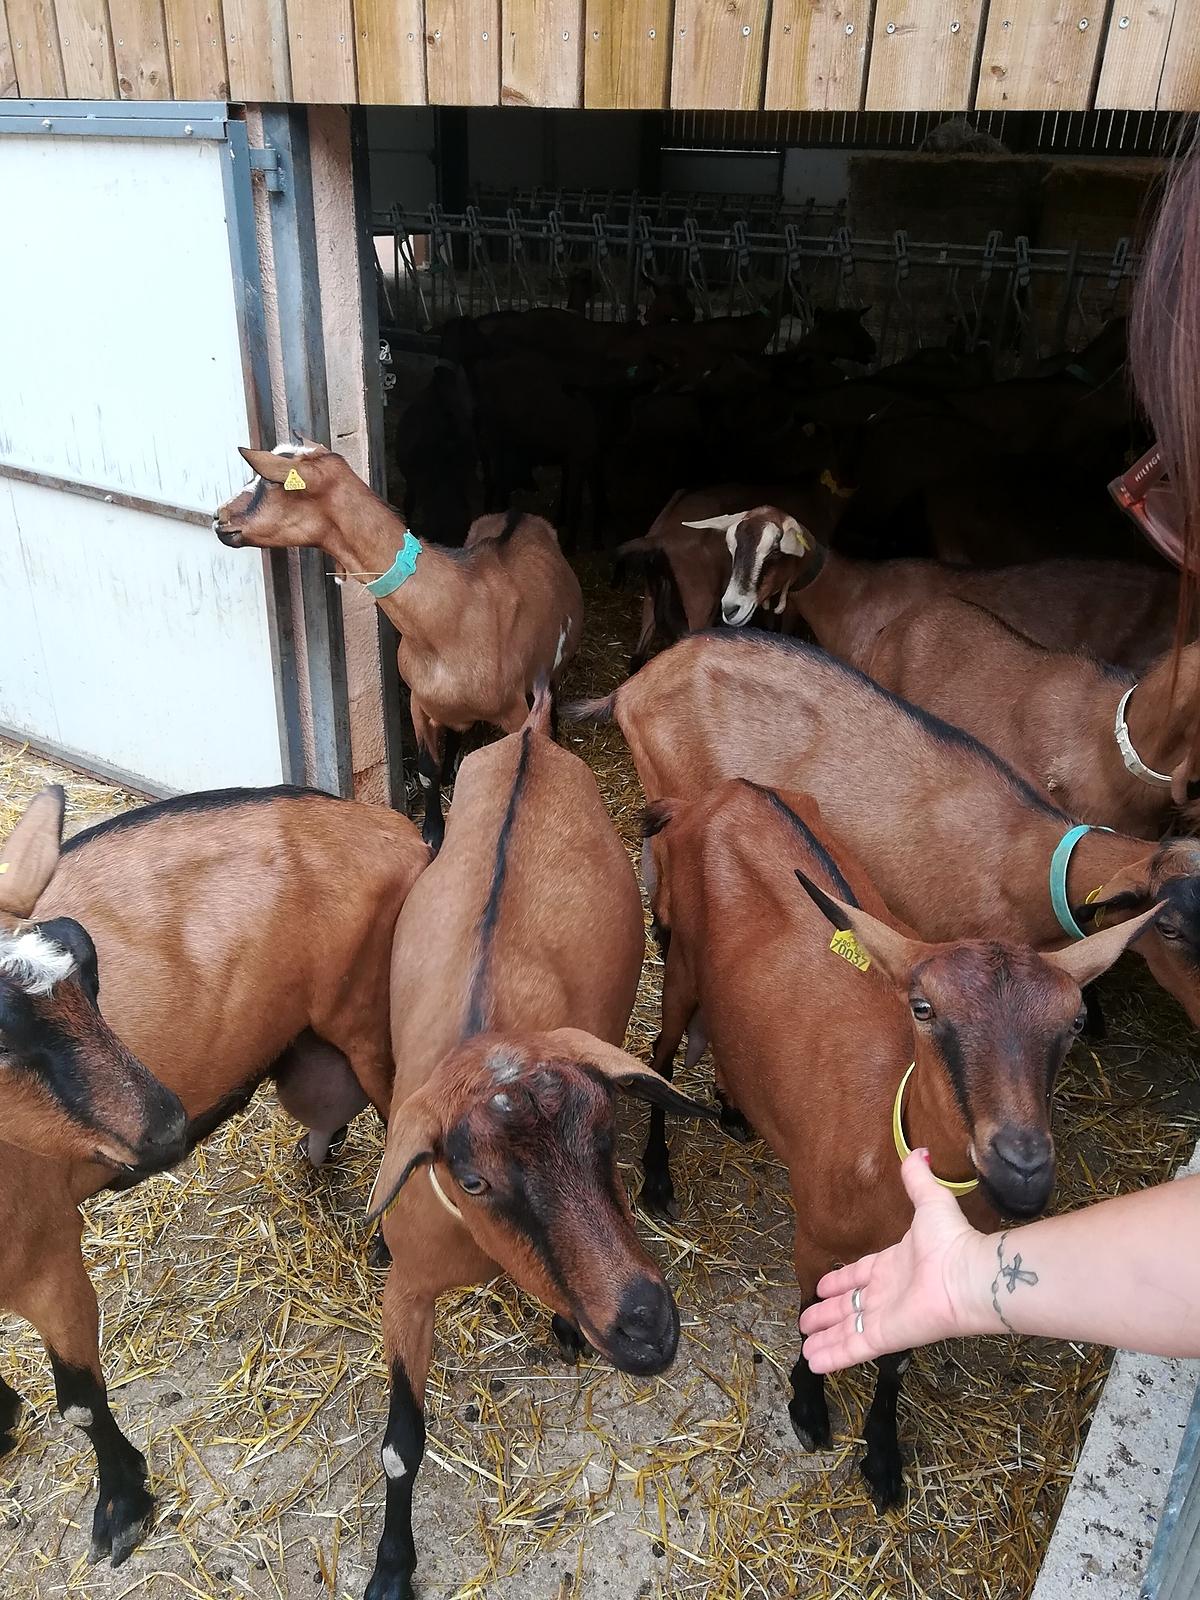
<box><xmin>990</xmin><ymin>1231</ymin><xmax>1039</xmax><ymax>1334</ymax></box>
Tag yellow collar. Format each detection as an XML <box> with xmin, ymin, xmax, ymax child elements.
<box><xmin>428</xmin><ymin>1163</ymin><xmax>463</xmax><ymax>1220</ymax></box>
<box><xmin>892</xmin><ymin>1063</ymin><xmax>980</xmax><ymax>1196</ymax></box>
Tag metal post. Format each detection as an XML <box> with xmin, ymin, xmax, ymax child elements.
<box><xmin>260</xmin><ymin>105</ymin><xmax>353</xmax><ymax>799</ymax></box>
<box><xmin>351</xmin><ymin>106</ymin><xmax>412</xmax><ymax>814</ymax></box>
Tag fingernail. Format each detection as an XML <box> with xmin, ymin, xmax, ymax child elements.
<box><xmin>917</xmin><ymin>1147</ymin><xmax>931</xmax><ymax>1165</ymax></box>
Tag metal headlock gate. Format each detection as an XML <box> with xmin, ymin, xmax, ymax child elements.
<box><xmin>1143</xmin><ymin>1382</ymin><xmax>1200</xmax><ymax>1600</ymax></box>
<box><xmin>375</xmin><ymin>201</ymin><xmax>1138</xmax><ymax>372</ymax></box>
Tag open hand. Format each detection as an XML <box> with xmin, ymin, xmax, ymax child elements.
<box><xmin>799</xmin><ymin>1150</ymin><xmax>981</xmax><ymax>1372</ymax></box>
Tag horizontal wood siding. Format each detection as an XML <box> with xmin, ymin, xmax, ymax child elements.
<box><xmin>3</xmin><ymin>0</ymin><xmax>1200</xmax><ymax>107</ymax></box>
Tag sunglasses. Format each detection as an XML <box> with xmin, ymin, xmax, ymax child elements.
<box><xmin>1108</xmin><ymin>443</ymin><xmax>1189</xmax><ymax>571</ymax></box>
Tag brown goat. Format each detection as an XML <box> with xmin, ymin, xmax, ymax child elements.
<box><xmin>566</xmin><ymin>631</ymin><xmax>1200</xmax><ymax>1028</ymax></box>
<box><xmin>614</xmin><ymin>482</ymin><xmax>843</xmax><ymax>672</ymax></box>
<box><xmin>2</xmin><ymin>785</ymin><xmax>427</xmax><ymax>1567</ymax></box>
<box><xmin>361</xmin><ymin>695</ymin><xmax>711</xmax><ymax>1600</ymax></box>
<box><xmin>214</xmin><ymin>443</ymin><xmax>583</xmax><ymax>848</ymax></box>
<box><xmin>640</xmin><ymin>779</ymin><xmax>1153</xmax><ymax>1506</ymax></box>
<box><xmin>689</xmin><ymin>505</ymin><xmax>1179</xmax><ymax>671</ymax></box>
<box><xmin>866</xmin><ymin>596</ymin><xmax>1200</xmax><ymax>834</ymax></box>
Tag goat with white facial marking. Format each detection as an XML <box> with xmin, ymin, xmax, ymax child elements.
<box><xmin>0</xmin><ymin>783</ymin><xmax>428</xmax><ymax>1568</ymax></box>
<box><xmin>213</xmin><ymin>442</ymin><xmax>583</xmax><ymax>849</ymax></box>
<box><xmin>361</xmin><ymin>691</ymin><xmax>713</xmax><ymax>1600</ymax></box>
<box><xmin>690</xmin><ymin>504</ymin><xmax>1180</xmax><ymax>673</ymax></box>
<box><xmin>639</xmin><ymin>779</ymin><xmax>1157</xmax><ymax>1507</ymax></box>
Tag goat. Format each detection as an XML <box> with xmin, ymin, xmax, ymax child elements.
<box><xmin>2</xmin><ymin>783</ymin><xmax>427</xmax><ymax>1566</ymax></box>
<box><xmin>614</xmin><ymin>482</ymin><xmax>844</xmax><ymax>672</ymax></box>
<box><xmin>866</xmin><ymin>596</ymin><xmax>1200</xmax><ymax>834</ymax></box>
<box><xmin>391</xmin><ymin>363</ymin><xmax>481</xmax><ymax>547</ymax></box>
<box><xmin>565</xmin><ymin>631</ymin><xmax>1200</xmax><ymax>1029</ymax></box>
<box><xmin>361</xmin><ymin>693</ymin><xmax>711</xmax><ymax>1600</ymax></box>
<box><xmin>687</xmin><ymin>504</ymin><xmax>1179</xmax><ymax>671</ymax></box>
<box><xmin>214</xmin><ymin>443</ymin><xmax>583</xmax><ymax>849</ymax></box>
<box><xmin>639</xmin><ymin>779</ymin><xmax>1153</xmax><ymax>1506</ymax></box>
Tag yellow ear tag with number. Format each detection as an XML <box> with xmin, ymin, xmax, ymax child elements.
<box><xmin>283</xmin><ymin>468</ymin><xmax>307</xmax><ymax>491</ymax></box>
<box><xmin>830</xmin><ymin>929</ymin><xmax>871</xmax><ymax>971</ymax></box>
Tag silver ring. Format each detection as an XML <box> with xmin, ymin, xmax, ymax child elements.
<box><xmin>854</xmin><ymin>1312</ymin><xmax>865</xmax><ymax>1336</ymax></box>
<box><xmin>851</xmin><ymin>1288</ymin><xmax>863</xmax><ymax>1313</ymax></box>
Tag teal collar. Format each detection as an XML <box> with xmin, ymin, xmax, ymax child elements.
<box><xmin>1050</xmin><ymin>823</ymin><xmax>1113</xmax><ymax>940</ymax></box>
<box><xmin>365</xmin><ymin>531</ymin><xmax>422</xmax><ymax>597</ymax></box>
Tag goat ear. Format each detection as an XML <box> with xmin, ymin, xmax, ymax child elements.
<box><xmin>1043</xmin><ymin>903</ymin><xmax>1162</xmax><ymax>987</ymax></box>
<box><xmin>365</xmin><ymin>1092</ymin><xmax>442</xmax><ymax>1224</ymax></box>
<box><xmin>238</xmin><ymin>447</ymin><xmax>294</xmax><ymax>484</ymax></box>
<box><xmin>0</xmin><ymin>786</ymin><xmax>64</xmax><ymax>918</ymax></box>
<box><xmin>682</xmin><ymin>512</ymin><xmax>745</xmax><ymax>532</ymax></box>
<box><xmin>778</xmin><ymin>516</ymin><xmax>811</xmax><ymax>558</ymax></box>
<box><xmin>544</xmin><ymin>1028</ymin><xmax>717</xmax><ymax>1122</ymax></box>
<box><xmin>794</xmin><ymin>870</ymin><xmax>924</xmax><ymax>985</ymax></box>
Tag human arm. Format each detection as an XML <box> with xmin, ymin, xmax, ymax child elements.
<box><xmin>799</xmin><ymin>1150</ymin><xmax>1200</xmax><ymax>1373</ymax></box>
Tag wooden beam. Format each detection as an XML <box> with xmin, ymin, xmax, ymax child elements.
<box><xmin>976</xmin><ymin>1</ymin><xmax>1106</xmax><ymax>111</ymax></box>
<box><xmin>52</xmin><ymin>0</ymin><xmax>116</xmax><ymax>94</ymax></box>
<box><xmin>502</xmin><ymin>0</ymin><xmax>583</xmax><ymax>107</ymax></box>
<box><xmin>765</xmin><ymin>0</ymin><xmax>871</xmax><ymax>112</ymax></box>
<box><xmin>864</xmin><ymin>0</ymin><xmax>984</xmax><ymax>111</ymax></box>
<box><xmin>426</xmin><ymin>0</ymin><xmax>499</xmax><ymax>104</ymax></box>
<box><xmin>583</xmin><ymin>0</ymin><xmax>670</xmax><ymax>108</ymax></box>
<box><xmin>1159</xmin><ymin>0</ymin><xmax>1200</xmax><ymax>108</ymax></box>
<box><xmin>6</xmin><ymin>0</ymin><xmax>65</xmax><ymax>94</ymax></box>
<box><xmin>164</xmin><ymin>0</ymin><xmax>228</xmax><ymax>96</ymax></box>
<box><xmin>287</xmin><ymin>0</ymin><xmax>356</xmax><ymax>101</ymax></box>
<box><xmin>353</xmin><ymin>0</ymin><xmax>425</xmax><ymax>102</ymax></box>
<box><xmin>108</xmin><ymin>0</ymin><xmax>172</xmax><ymax>97</ymax></box>
<box><xmin>225</xmin><ymin>0</ymin><xmax>291</xmax><ymax>99</ymax></box>
<box><xmin>0</xmin><ymin>4</ymin><xmax>16</xmax><ymax>94</ymax></box>
<box><xmin>671</xmin><ymin>0</ymin><xmax>770</xmax><ymax>110</ymax></box>
<box><xmin>1095</xmin><ymin>1</ymin><xmax>1174</xmax><ymax>110</ymax></box>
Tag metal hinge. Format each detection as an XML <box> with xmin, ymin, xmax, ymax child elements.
<box><xmin>249</xmin><ymin>146</ymin><xmax>283</xmax><ymax>194</ymax></box>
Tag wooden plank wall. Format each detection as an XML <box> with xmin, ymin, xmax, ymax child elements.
<box><xmin>3</xmin><ymin>0</ymin><xmax>1199</xmax><ymax>107</ymax></box>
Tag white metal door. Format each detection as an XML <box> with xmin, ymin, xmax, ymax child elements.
<box><xmin>0</xmin><ymin>102</ymin><xmax>292</xmax><ymax>793</ymax></box>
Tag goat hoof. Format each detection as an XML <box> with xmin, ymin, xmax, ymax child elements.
<box><xmin>638</xmin><ymin>1174</ymin><xmax>679</xmax><ymax>1222</ymax></box>
<box><xmin>551</xmin><ymin>1314</ymin><xmax>590</xmax><ymax>1365</ymax></box>
<box><xmin>788</xmin><ymin>1405</ymin><xmax>832</xmax><ymax>1454</ymax></box>
<box><xmin>718</xmin><ymin>1104</ymin><xmax>754</xmax><ymax>1143</ymax></box>
<box><xmin>859</xmin><ymin>1449</ymin><xmax>905</xmax><ymax>1512</ymax></box>
<box><xmin>88</xmin><ymin>1469</ymin><xmax>154</xmax><ymax>1567</ymax></box>
<box><xmin>368</xmin><ymin>1232</ymin><xmax>393</xmax><ymax>1270</ymax></box>
<box><xmin>364</xmin><ymin>1558</ymin><xmax>415</xmax><ymax>1600</ymax></box>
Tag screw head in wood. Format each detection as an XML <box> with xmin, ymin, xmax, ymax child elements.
<box><xmin>1078</xmin><ymin>15</ymin><xmax>1088</xmax><ymax>27</ymax></box>
<box><xmin>742</xmin><ymin>23</ymin><xmax>751</xmax><ymax>34</ymax></box>
<box><xmin>886</xmin><ymin>21</ymin><xmax>896</xmax><ymax>33</ymax></box>
<box><xmin>845</xmin><ymin>22</ymin><xmax>855</xmax><ymax>33</ymax></box>
<box><xmin>950</xmin><ymin>19</ymin><xmax>960</xmax><ymax>31</ymax></box>
<box><xmin>1118</xmin><ymin>13</ymin><xmax>1130</xmax><ymax>24</ymax></box>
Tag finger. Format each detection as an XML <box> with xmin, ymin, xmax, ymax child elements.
<box><xmin>800</xmin><ymin>1292</ymin><xmax>854</xmax><ymax>1336</ymax></box>
<box><xmin>801</xmin><ymin>1318</ymin><xmax>879</xmax><ymax>1375</ymax></box>
<box><xmin>901</xmin><ymin>1146</ymin><xmax>958</xmax><ymax>1209</ymax></box>
<box><xmin>813</xmin><ymin>1254</ymin><xmax>876</xmax><ymax>1302</ymax></box>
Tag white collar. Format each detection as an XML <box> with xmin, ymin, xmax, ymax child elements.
<box><xmin>428</xmin><ymin>1163</ymin><xmax>463</xmax><ymax>1220</ymax></box>
<box><xmin>1114</xmin><ymin>684</ymin><xmax>1172</xmax><ymax>787</ymax></box>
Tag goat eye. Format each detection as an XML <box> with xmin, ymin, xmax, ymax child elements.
<box><xmin>910</xmin><ymin>999</ymin><xmax>934</xmax><ymax>1022</ymax></box>
<box><xmin>457</xmin><ymin>1173</ymin><xmax>489</xmax><ymax>1196</ymax></box>
<box><xmin>1071</xmin><ymin>1009</ymin><xmax>1087</xmax><ymax>1034</ymax></box>
<box><xmin>1158</xmin><ymin>923</ymin><xmax>1181</xmax><ymax>941</ymax></box>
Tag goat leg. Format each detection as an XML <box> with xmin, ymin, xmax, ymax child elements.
<box><xmin>859</xmin><ymin>1350</ymin><xmax>911</xmax><ymax>1511</ymax></box>
<box><xmin>18</xmin><ymin>1242</ymin><xmax>153</xmax><ymax>1567</ymax></box>
<box><xmin>410</xmin><ymin>705</ymin><xmax>447</xmax><ymax>853</ymax></box>
<box><xmin>788</xmin><ymin>1323</ymin><xmax>833</xmax><ymax>1452</ymax></box>
<box><xmin>366</xmin><ymin>1271</ymin><xmax>435</xmax><ymax>1600</ymax></box>
<box><xmin>640</xmin><ymin>983</ymin><xmax>693</xmax><ymax>1220</ymax></box>
<box><xmin>0</xmin><ymin>1375</ymin><xmax>22</xmax><ymax>1457</ymax></box>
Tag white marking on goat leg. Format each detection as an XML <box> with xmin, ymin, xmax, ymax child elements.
<box><xmin>418</xmin><ymin>772</ymin><xmax>433</xmax><ymax>789</ymax></box>
<box><xmin>382</xmin><ymin>1443</ymin><xmax>408</xmax><ymax>1480</ymax></box>
<box><xmin>553</xmin><ymin>624</ymin><xmax>569</xmax><ymax>671</ymax></box>
<box><xmin>63</xmin><ymin>1405</ymin><xmax>93</xmax><ymax>1429</ymax></box>
<box><xmin>0</xmin><ymin>929</ymin><xmax>77</xmax><ymax>995</ymax></box>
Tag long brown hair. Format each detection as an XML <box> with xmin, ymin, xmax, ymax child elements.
<box><xmin>1130</xmin><ymin>125</ymin><xmax>1200</xmax><ymax>761</ymax></box>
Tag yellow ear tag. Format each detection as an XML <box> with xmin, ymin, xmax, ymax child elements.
<box><xmin>820</xmin><ymin>469</ymin><xmax>854</xmax><ymax>499</ymax></box>
<box><xmin>830</xmin><ymin>929</ymin><xmax>871</xmax><ymax>971</ymax></box>
<box><xmin>283</xmin><ymin>468</ymin><xmax>307</xmax><ymax>491</ymax></box>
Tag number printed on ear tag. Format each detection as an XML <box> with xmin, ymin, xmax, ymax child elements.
<box><xmin>829</xmin><ymin>929</ymin><xmax>871</xmax><ymax>971</ymax></box>
<box><xmin>283</xmin><ymin>468</ymin><xmax>307</xmax><ymax>491</ymax></box>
